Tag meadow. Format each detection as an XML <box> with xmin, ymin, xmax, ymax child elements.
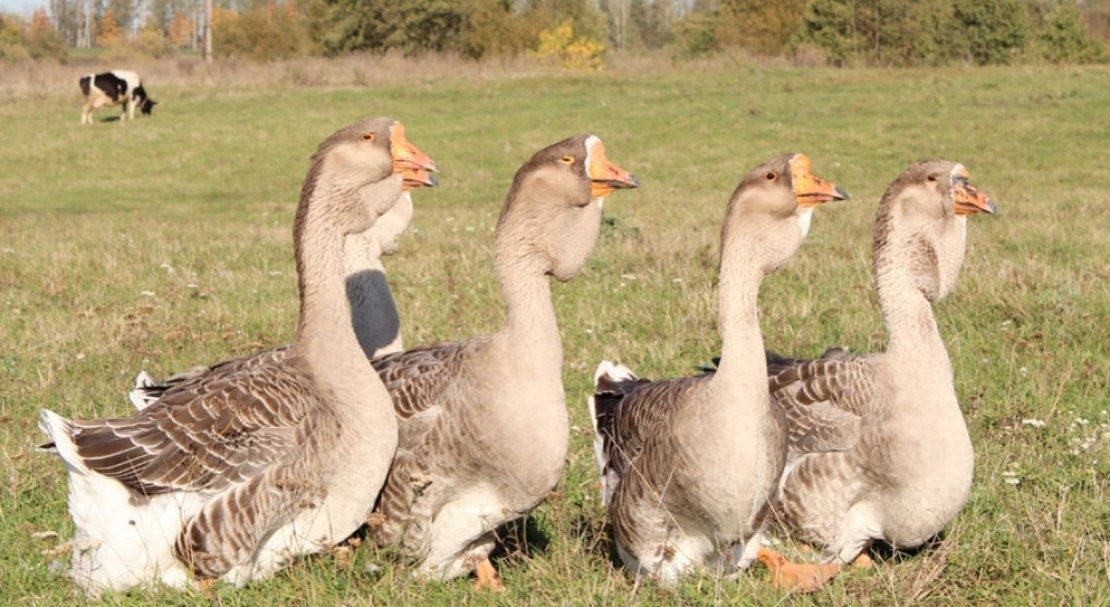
<box><xmin>0</xmin><ymin>61</ymin><xmax>1106</xmax><ymax>605</ymax></box>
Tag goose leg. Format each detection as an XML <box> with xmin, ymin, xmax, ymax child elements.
<box><xmin>757</xmin><ymin>547</ymin><xmax>840</xmax><ymax>592</ymax></box>
<box><xmin>851</xmin><ymin>549</ymin><xmax>874</xmax><ymax>569</ymax></box>
<box><xmin>473</xmin><ymin>557</ymin><xmax>504</xmax><ymax>592</ymax></box>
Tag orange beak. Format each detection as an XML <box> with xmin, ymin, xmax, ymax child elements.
<box><xmin>587</xmin><ymin>139</ymin><xmax>639</xmax><ymax>199</ymax></box>
<box><xmin>390</xmin><ymin>121</ymin><xmax>438</xmax><ymax>173</ymax></box>
<box><xmin>789</xmin><ymin>154</ymin><xmax>850</xmax><ymax>208</ymax></box>
<box><xmin>951</xmin><ymin>166</ymin><xmax>997</xmax><ymax>216</ymax></box>
<box><xmin>401</xmin><ymin>168</ymin><xmax>438</xmax><ymax>191</ymax></box>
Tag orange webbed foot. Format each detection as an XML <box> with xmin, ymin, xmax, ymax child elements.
<box><xmin>474</xmin><ymin>558</ymin><xmax>505</xmax><ymax>592</ymax></box>
<box><xmin>758</xmin><ymin>547</ymin><xmax>840</xmax><ymax>592</ymax></box>
<box><xmin>851</xmin><ymin>550</ymin><xmax>874</xmax><ymax>569</ymax></box>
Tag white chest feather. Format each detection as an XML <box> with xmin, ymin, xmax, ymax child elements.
<box><xmin>797</xmin><ymin>208</ymin><xmax>813</xmax><ymax>237</ymax></box>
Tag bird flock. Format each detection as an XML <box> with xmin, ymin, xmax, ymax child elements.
<box><xmin>37</xmin><ymin>117</ymin><xmax>997</xmax><ymax>596</ymax></box>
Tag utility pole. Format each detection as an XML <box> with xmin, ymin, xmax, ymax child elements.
<box><xmin>204</xmin><ymin>0</ymin><xmax>213</xmax><ymax>63</ymax></box>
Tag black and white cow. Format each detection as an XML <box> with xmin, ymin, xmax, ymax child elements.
<box><xmin>79</xmin><ymin>70</ymin><xmax>157</xmax><ymax>124</ymax></box>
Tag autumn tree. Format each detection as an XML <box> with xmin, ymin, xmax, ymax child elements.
<box><xmin>25</xmin><ymin>9</ymin><xmax>66</xmax><ymax>58</ymax></box>
<box><xmin>167</xmin><ymin>11</ymin><xmax>192</xmax><ymax>47</ymax></box>
<box><xmin>715</xmin><ymin>0</ymin><xmax>802</xmax><ymax>55</ymax></box>
<box><xmin>97</xmin><ymin>11</ymin><xmax>123</xmax><ymax>47</ymax></box>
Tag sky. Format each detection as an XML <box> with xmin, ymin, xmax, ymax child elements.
<box><xmin>1</xmin><ymin>0</ymin><xmax>46</xmax><ymax>15</ymax></box>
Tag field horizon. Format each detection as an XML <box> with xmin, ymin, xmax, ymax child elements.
<box><xmin>1</xmin><ymin>63</ymin><xmax>1106</xmax><ymax>605</ymax></box>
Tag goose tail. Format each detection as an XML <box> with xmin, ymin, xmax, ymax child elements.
<box><xmin>128</xmin><ymin>370</ymin><xmax>162</xmax><ymax>410</ymax></box>
<box><xmin>37</xmin><ymin>409</ymin><xmax>91</xmax><ymax>474</ymax></box>
<box><xmin>589</xmin><ymin>360</ymin><xmax>640</xmax><ymax>507</ymax></box>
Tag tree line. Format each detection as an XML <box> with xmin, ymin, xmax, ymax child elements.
<box><xmin>2</xmin><ymin>0</ymin><xmax>1105</xmax><ymax>66</ymax></box>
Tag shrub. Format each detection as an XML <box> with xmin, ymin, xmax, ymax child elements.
<box><xmin>214</xmin><ymin>3</ymin><xmax>310</xmax><ymax>61</ymax></box>
<box><xmin>457</xmin><ymin>0</ymin><xmax>532</xmax><ymax>59</ymax></box>
<box><xmin>133</xmin><ymin>25</ymin><xmax>172</xmax><ymax>58</ymax></box>
<box><xmin>1039</xmin><ymin>6</ymin><xmax>1104</xmax><ymax>64</ymax></box>
<box><xmin>952</xmin><ymin>0</ymin><xmax>1029</xmax><ymax>65</ymax></box>
<box><xmin>311</xmin><ymin>0</ymin><xmax>468</xmax><ymax>57</ymax></box>
<box><xmin>795</xmin><ymin>0</ymin><xmax>855</xmax><ymax>66</ymax></box>
<box><xmin>715</xmin><ymin>0</ymin><xmax>802</xmax><ymax>56</ymax></box>
<box><xmin>97</xmin><ymin>12</ymin><xmax>125</xmax><ymax>48</ymax></box>
<box><xmin>25</xmin><ymin>9</ymin><xmax>66</xmax><ymax>60</ymax></box>
<box><xmin>167</xmin><ymin>12</ymin><xmax>193</xmax><ymax>48</ymax></box>
<box><xmin>0</xmin><ymin>14</ymin><xmax>31</xmax><ymax>62</ymax></box>
<box><xmin>534</xmin><ymin>19</ymin><xmax>605</xmax><ymax>70</ymax></box>
<box><xmin>675</xmin><ymin>10</ymin><xmax>718</xmax><ymax>58</ymax></box>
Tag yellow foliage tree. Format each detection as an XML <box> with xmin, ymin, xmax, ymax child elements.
<box><xmin>97</xmin><ymin>12</ymin><xmax>123</xmax><ymax>48</ymax></box>
<box><xmin>134</xmin><ymin>25</ymin><xmax>171</xmax><ymax>57</ymax></box>
<box><xmin>26</xmin><ymin>8</ymin><xmax>66</xmax><ymax>59</ymax></box>
<box><xmin>167</xmin><ymin>12</ymin><xmax>193</xmax><ymax>48</ymax></box>
<box><xmin>534</xmin><ymin>20</ymin><xmax>605</xmax><ymax>71</ymax></box>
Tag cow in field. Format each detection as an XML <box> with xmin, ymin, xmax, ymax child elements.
<box><xmin>79</xmin><ymin>70</ymin><xmax>157</xmax><ymax>124</ymax></box>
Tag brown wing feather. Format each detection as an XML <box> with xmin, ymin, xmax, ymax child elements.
<box><xmin>71</xmin><ymin>357</ymin><xmax>317</xmax><ymax>495</ymax></box>
<box><xmin>136</xmin><ymin>347</ymin><xmax>292</xmax><ymax>405</ymax></box>
<box><xmin>597</xmin><ymin>374</ymin><xmax>707</xmax><ymax>490</ymax></box>
<box><xmin>371</xmin><ymin>339</ymin><xmax>485</xmax><ymax>425</ymax></box>
<box><xmin>768</xmin><ymin>354</ymin><xmax>875</xmax><ymax>456</ymax></box>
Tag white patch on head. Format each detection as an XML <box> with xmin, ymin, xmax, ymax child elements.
<box><xmin>584</xmin><ymin>134</ymin><xmax>601</xmax><ymax>175</ymax></box>
<box><xmin>797</xmin><ymin>208</ymin><xmax>813</xmax><ymax>237</ymax></box>
<box><xmin>950</xmin><ymin>163</ymin><xmax>968</xmax><ymax>180</ymax></box>
<box><xmin>585</xmin><ymin>135</ymin><xmax>602</xmax><ymax>208</ymax></box>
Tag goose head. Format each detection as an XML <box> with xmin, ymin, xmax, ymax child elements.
<box><xmin>873</xmin><ymin>161</ymin><xmax>996</xmax><ymax>302</ymax></box>
<box><xmin>302</xmin><ymin>117</ymin><xmax>437</xmax><ymax>236</ymax></box>
<box><xmin>496</xmin><ymin>134</ymin><xmax>638</xmax><ymax>282</ymax></box>
<box><xmin>723</xmin><ymin>153</ymin><xmax>849</xmax><ymax>275</ymax></box>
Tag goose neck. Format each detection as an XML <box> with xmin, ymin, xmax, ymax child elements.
<box><xmin>495</xmin><ymin>249</ymin><xmax>561</xmax><ymax>365</ymax></box>
<box><xmin>713</xmin><ymin>240</ymin><xmax>769</xmax><ymax>406</ymax></box>
<box><xmin>874</xmin><ymin>255</ymin><xmax>950</xmax><ymax>369</ymax></box>
<box><xmin>293</xmin><ymin>192</ymin><xmax>379</xmax><ymax>387</ymax></box>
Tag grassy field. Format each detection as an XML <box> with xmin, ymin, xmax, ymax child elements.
<box><xmin>1</xmin><ymin>63</ymin><xmax>1107</xmax><ymax>605</ymax></box>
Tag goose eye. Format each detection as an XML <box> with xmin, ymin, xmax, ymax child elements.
<box><xmin>765</xmin><ymin>172</ymin><xmax>776</xmax><ymax>181</ymax></box>
<box><xmin>927</xmin><ymin>174</ymin><xmax>938</xmax><ymax>183</ymax></box>
<box><xmin>561</xmin><ymin>155</ymin><xmax>575</xmax><ymax>165</ymax></box>
<box><xmin>361</xmin><ymin>132</ymin><xmax>376</xmax><ymax>142</ymax></box>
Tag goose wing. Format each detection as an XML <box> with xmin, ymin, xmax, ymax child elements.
<box><xmin>590</xmin><ymin>361</ymin><xmax>706</xmax><ymax>506</ymax></box>
<box><xmin>768</xmin><ymin>354</ymin><xmax>875</xmax><ymax>456</ymax></box>
<box><xmin>370</xmin><ymin>339</ymin><xmax>485</xmax><ymax>447</ymax></box>
<box><xmin>68</xmin><ymin>357</ymin><xmax>317</xmax><ymax>495</ymax></box>
<box><xmin>129</xmin><ymin>346</ymin><xmax>292</xmax><ymax>410</ymax></box>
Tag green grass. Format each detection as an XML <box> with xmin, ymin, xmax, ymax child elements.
<box><xmin>1</xmin><ymin>64</ymin><xmax>1107</xmax><ymax>605</ymax></box>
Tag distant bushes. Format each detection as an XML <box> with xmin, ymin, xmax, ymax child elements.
<box><xmin>790</xmin><ymin>0</ymin><xmax>1104</xmax><ymax>66</ymax></box>
<box><xmin>5</xmin><ymin>0</ymin><xmax>1105</xmax><ymax>68</ymax></box>
<box><xmin>213</xmin><ymin>3</ymin><xmax>310</xmax><ymax>61</ymax></box>
<box><xmin>534</xmin><ymin>20</ymin><xmax>606</xmax><ymax>71</ymax></box>
<box><xmin>1</xmin><ymin>10</ymin><xmax>67</xmax><ymax>61</ymax></box>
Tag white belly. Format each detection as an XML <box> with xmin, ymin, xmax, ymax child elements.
<box><xmin>65</xmin><ymin>468</ymin><xmax>206</xmax><ymax>595</ymax></box>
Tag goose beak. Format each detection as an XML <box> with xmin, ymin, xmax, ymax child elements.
<box><xmin>790</xmin><ymin>153</ymin><xmax>849</xmax><ymax>207</ymax></box>
<box><xmin>587</xmin><ymin>139</ymin><xmax>639</xmax><ymax>198</ymax></box>
<box><xmin>402</xmin><ymin>168</ymin><xmax>438</xmax><ymax>191</ymax></box>
<box><xmin>390</xmin><ymin>121</ymin><xmax>438</xmax><ymax>173</ymax></box>
<box><xmin>952</xmin><ymin>175</ymin><xmax>997</xmax><ymax>216</ymax></box>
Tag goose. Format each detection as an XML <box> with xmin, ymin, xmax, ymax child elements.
<box><xmin>37</xmin><ymin>118</ymin><xmax>438</xmax><ymax>595</ymax></box>
<box><xmin>756</xmin><ymin>161</ymin><xmax>997</xmax><ymax>584</ymax></box>
<box><xmin>589</xmin><ymin>154</ymin><xmax>849</xmax><ymax>586</ymax></box>
<box><xmin>127</xmin><ymin>176</ymin><xmax>429</xmax><ymax>411</ymax></box>
<box><xmin>369</xmin><ymin>134</ymin><xmax>638</xmax><ymax>589</ymax></box>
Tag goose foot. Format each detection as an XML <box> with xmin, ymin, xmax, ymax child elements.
<box><xmin>195</xmin><ymin>577</ymin><xmax>217</xmax><ymax>593</ymax></box>
<box><xmin>851</xmin><ymin>551</ymin><xmax>874</xmax><ymax>569</ymax></box>
<box><xmin>473</xmin><ymin>558</ymin><xmax>504</xmax><ymax>592</ymax></box>
<box><xmin>757</xmin><ymin>548</ymin><xmax>839</xmax><ymax>592</ymax></box>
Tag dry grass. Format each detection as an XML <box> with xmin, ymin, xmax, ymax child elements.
<box><xmin>0</xmin><ymin>49</ymin><xmax>854</xmax><ymax>98</ymax></box>
<box><xmin>0</xmin><ymin>62</ymin><xmax>1107</xmax><ymax>605</ymax></box>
